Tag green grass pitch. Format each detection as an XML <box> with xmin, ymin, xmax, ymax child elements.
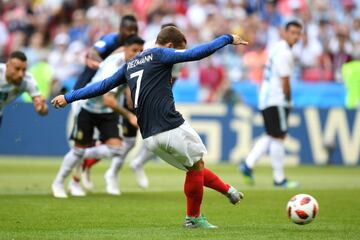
<box><xmin>0</xmin><ymin>156</ymin><xmax>359</xmax><ymax>240</ymax></box>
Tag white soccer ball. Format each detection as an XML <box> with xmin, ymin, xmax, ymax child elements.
<box><xmin>286</xmin><ymin>194</ymin><xmax>319</xmax><ymax>225</ymax></box>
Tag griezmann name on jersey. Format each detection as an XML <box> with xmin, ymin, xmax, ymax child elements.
<box><xmin>65</xmin><ymin>34</ymin><xmax>234</xmax><ymax>139</ymax></box>
<box><xmin>125</xmin><ymin>49</ymin><xmax>184</xmax><ymax>139</ymax></box>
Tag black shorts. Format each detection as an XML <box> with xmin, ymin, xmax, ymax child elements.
<box><xmin>121</xmin><ymin>106</ymin><xmax>138</xmax><ymax>138</ymax></box>
<box><xmin>122</xmin><ymin>118</ymin><xmax>138</xmax><ymax>137</ymax></box>
<box><xmin>261</xmin><ymin>106</ymin><xmax>290</xmax><ymax>138</ymax></box>
<box><xmin>71</xmin><ymin>108</ymin><xmax>121</xmax><ymax>145</ymax></box>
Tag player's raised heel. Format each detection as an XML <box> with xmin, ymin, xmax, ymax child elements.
<box><xmin>68</xmin><ymin>179</ymin><xmax>86</xmax><ymax>197</ymax></box>
<box><xmin>226</xmin><ymin>186</ymin><xmax>244</xmax><ymax>205</ymax></box>
<box><xmin>183</xmin><ymin>214</ymin><xmax>218</xmax><ymax>229</ymax></box>
<box><xmin>104</xmin><ymin>170</ymin><xmax>121</xmax><ymax>195</ymax></box>
<box><xmin>239</xmin><ymin>162</ymin><xmax>255</xmax><ymax>185</ymax></box>
<box><xmin>52</xmin><ymin>182</ymin><xmax>68</xmax><ymax>198</ymax></box>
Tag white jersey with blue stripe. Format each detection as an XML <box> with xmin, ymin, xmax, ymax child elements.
<box><xmin>82</xmin><ymin>52</ymin><xmax>126</xmax><ymax>114</ymax></box>
<box><xmin>0</xmin><ymin>63</ymin><xmax>40</xmax><ymax>116</ymax></box>
<box><xmin>258</xmin><ymin>40</ymin><xmax>294</xmax><ymax>110</ymax></box>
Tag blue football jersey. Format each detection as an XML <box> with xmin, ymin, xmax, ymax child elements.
<box><xmin>124</xmin><ymin>48</ymin><xmax>184</xmax><ymax>138</ymax></box>
<box><xmin>93</xmin><ymin>32</ymin><xmax>121</xmax><ymax>60</ymax></box>
<box><xmin>65</xmin><ymin>34</ymin><xmax>234</xmax><ymax>138</ymax></box>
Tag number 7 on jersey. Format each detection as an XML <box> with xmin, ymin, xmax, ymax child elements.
<box><xmin>130</xmin><ymin>69</ymin><xmax>144</xmax><ymax>108</ymax></box>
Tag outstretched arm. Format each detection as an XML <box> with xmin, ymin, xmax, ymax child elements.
<box><xmin>32</xmin><ymin>95</ymin><xmax>48</xmax><ymax>116</ymax></box>
<box><xmin>51</xmin><ymin>65</ymin><xmax>127</xmax><ymax>108</ymax></box>
<box><xmin>103</xmin><ymin>92</ymin><xmax>138</xmax><ymax>128</ymax></box>
<box><xmin>159</xmin><ymin>34</ymin><xmax>248</xmax><ymax>64</ymax></box>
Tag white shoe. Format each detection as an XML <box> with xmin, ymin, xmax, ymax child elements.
<box><xmin>81</xmin><ymin>168</ymin><xmax>94</xmax><ymax>191</ymax></box>
<box><xmin>52</xmin><ymin>182</ymin><xmax>68</xmax><ymax>198</ymax></box>
<box><xmin>68</xmin><ymin>179</ymin><xmax>86</xmax><ymax>197</ymax></box>
<box><xmin>104</xmin><ymin>170</ymin><xmax>120</xmax><ymax>195</ymax></box>
<box><xmin>130</xmin><ymin>164</ymin><xmax>149</xmax><ymax>189</ymax></box>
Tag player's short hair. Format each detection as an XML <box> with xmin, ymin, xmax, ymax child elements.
<box><xmin>156</xmin><ymin>26</ymin><xmax>187</xmax><ymax>48</ymax></box>
<box><xmin>124</xmin><ymin>35</ymin><xmax>145</xmax><ymax>46</ymax></box>
<box><xmin>161</xmin><ymin>23</ymin><xmax>177</xmax><ymax>29</ymax></box>
<box><xmin>285</xmin><ymin>20</ymin><xmax>303</xmax><ymax>31</ymax></box>
<box><xmin>120</xmin><ymin>15</ymin><xmax>137</xmax><ymax>28</ymax></box>
<box><xmin>9</xmin><ymin>51</ymin><xmax>27</xmax><ymax>62</ymax></box>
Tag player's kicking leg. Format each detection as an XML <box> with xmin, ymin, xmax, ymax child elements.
<box><xmin>183</xmin><ymin>160</ymin><xmax>244</xmax><ymax>229</ymax></box>
<box><xmin>144</xmin><ymin>121</ymin><xmax>244</xmax><ymax>228</ymax></box>
<box><xmin>203</xmin><ymin>167</ymin><xmax>244</xmax><ymax>204</ymax></box>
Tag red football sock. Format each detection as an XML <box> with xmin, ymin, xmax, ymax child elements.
<box><xmin>203</xmin><ymin>168</ymin><xmax>230</xmax><ymax>194</ymax></box>
<box><xmin>184</xmin><ymin>170</ymin><xmax>204</xmax><ymax>217</ymax></box>
<box><xmin>82</xmin><ymin>158</ymin><xmax>99</xmax><ymax>170</ymax></box>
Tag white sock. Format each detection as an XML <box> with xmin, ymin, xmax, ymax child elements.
<box><xmin>54</xmin><ymin>147</ymin><xmax>84</xmax><ymax>185</ymax></box>
<box><xmin>130</xmin><ymin>142</ymin><xmax>155</xmax><ymax>169</ymax></box>
<box><xmin>107</xmin><ymin>137</ymin><xmax>136</xmax><ymax>177</ymax></box>
<box><xmin>108</xmin><ymin>156</ymin><xmax>124</xmax><ymax>177</ymax></box>
<box><xmin>123</xmin><ymin>137</ymin><xmax>137</xmax><ymax>156</ymax></box>
<box><xmin>83</xmin><ymin>144</ymin><xmax>112</xmax><ymax>159</ymax></box>
<box><xmin>245</xmin><ymin>135</ymin><xmax>271</xmax><ymax>169</ymax></box>
<box><xmin>269</xmin><ymin>138</ymin><xmax>286</xmax><ymax>183</ymax></box>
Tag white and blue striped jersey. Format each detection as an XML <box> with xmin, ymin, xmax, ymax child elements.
<box><xmin>0</xmin><ymin>63</ymin><xmax>40</xmax><ymax>116</ymax></box>
<box><xmin>258</xmin><ymin>40</ymin><xmax>294</xmax><ymax>110</ymax></box>
<box><xmin>82</xmin><ymin>52</ymin><xmax>126</xmax><ymax>114</ymax></box>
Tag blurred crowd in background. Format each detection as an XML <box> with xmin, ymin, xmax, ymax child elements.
<box><xmin>1</xmin><ymin>0</ymin><xmax>360</xmax><ymax>104</ymax></box>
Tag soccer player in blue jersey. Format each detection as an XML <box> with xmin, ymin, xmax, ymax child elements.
<box><xmin>129</xmin><ymin>23</ymin><xmax>182</xmax><ymax>189</ymax></box>
<box><xmin>78</xmin><ymin>23</ymin><xmax>182</xmax><ymax>191</ymax></box>
<box><xmin>74</xmin><ymin>15</ymin><xmax>138</xmax><ymax>90</ymax></box>
<box><xmin>52</xmin><ymin>27</ymin><xmax>248</xmax><ymax>228</ymax></box>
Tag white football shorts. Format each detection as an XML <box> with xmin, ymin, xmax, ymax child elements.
<box><xmin>144</xmin><ymin>121</ymin><xmax>207</xmax><ymax>171</ymax></box>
